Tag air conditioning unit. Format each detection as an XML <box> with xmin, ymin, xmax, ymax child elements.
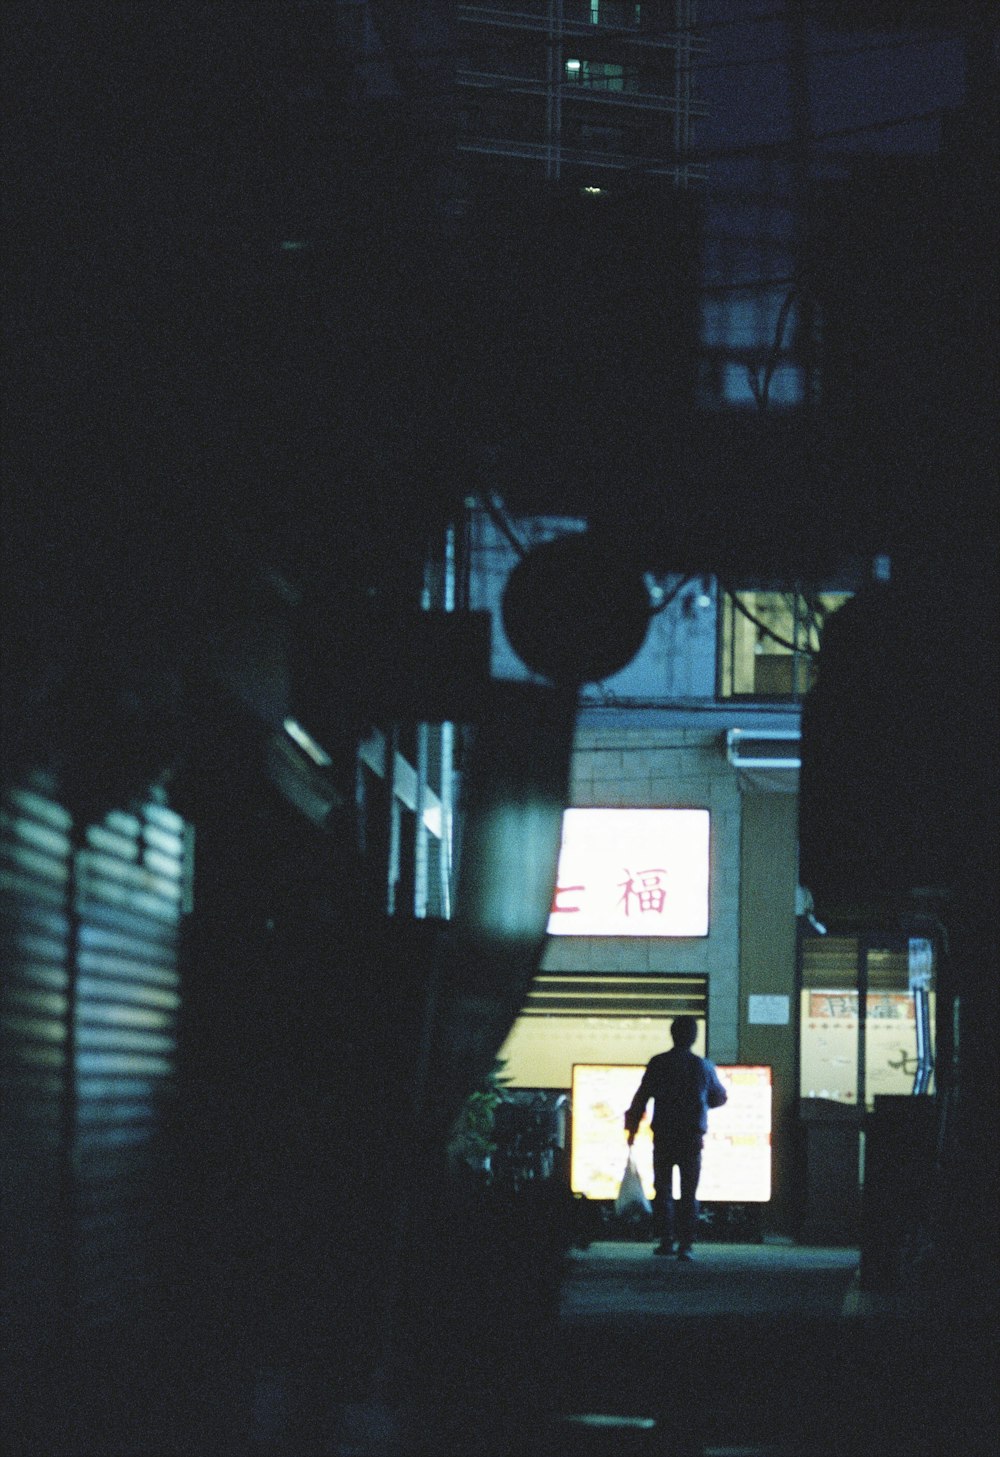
<box><xmin>725</xmin><ymin>728</ymin><xmax>801</xmax><ymax>771</ymax></box>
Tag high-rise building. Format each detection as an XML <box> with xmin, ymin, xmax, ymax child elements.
<box><xmin>453</xmin><ymin>1</ymin><xmax>705</xmax><ymax>187</ymax></box>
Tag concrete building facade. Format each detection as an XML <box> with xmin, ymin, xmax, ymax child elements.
<box><xmin>470</xmin><ymin>506</ymin><xmax>817</xmax><ymax>1229</ymax></box>
<box><xmin>455</xmin><ymin>0</ymin><xmax>707</xmax><ymax>187</ymax></box>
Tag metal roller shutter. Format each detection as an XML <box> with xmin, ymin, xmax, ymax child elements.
<box><xmin>520</xmin><ymin>973</ymin><xmax>708</xmax><ymax>1020</ymax></box>
<box><xmin>0</xmin><ymin>772</ymin><xmax>191</xmax><ymax>1340</ymax></box>
<box><xmin>498</xmin><ymin>973</ymin><xmax>710</xmax><ymax>1089</ymax></box>
<box><xmin>0</xmin><ymin>778</ymin><xmax>73</xmax><ymax>1337</ymax></box>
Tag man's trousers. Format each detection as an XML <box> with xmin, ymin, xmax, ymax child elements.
<box><xmin>652</xmin><ymin>1134</ymin><xmax>704</xmax><ymax>1250</ymax></box>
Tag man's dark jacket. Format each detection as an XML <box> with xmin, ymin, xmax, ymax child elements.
<box><xmin>625</xmin><ymin>1046</ymin><xmax>728</xmax><ymax>1140</ymax></box>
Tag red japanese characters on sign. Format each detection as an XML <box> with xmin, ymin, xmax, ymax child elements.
<box><xmin>618</xmin><ymin>867</ymin><xmax>668</xmax><ymax>916</ymax></box>
<box><xmin>550</xmin><ymin>884</ymin><xmax>585</xmax><ymax>914</ymax></box>
<box><xmin>547</xmin><ymin>809</ymin><xmax>709</xmax><ymax>937</ymax></box>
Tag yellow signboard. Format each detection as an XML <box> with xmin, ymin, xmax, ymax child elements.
<box><xmin>570</xmin><ymin>1063</ymin><xmax>772</xmax><ymax>1204</ymax></box>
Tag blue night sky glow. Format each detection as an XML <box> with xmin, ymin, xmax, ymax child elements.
<box><xmin>690</xmin><ymin>1</ymin><xmax>969</xmax><ymax>408</ymax></box>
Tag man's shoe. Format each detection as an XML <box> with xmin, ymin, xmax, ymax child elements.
<box><xmin>653</xmin><ymin>1241</ymin><xmax>675</xmax><ymax>1256</ymax></box>
<box><xmin>676</xmin><ymin>1246</ymin><xmax>694</xmax><ymax>1262</ymax></box>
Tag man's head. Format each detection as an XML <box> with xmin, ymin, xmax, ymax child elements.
<box><xmin>670</xmin><ymin>1015</ymin><xmax>698</xmax><ymax>1049</ymax></box>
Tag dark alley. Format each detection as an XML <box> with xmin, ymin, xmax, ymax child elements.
<box><xmin>2</xmin><ymin>4</ymin><xmax>997</xmax><ymax>1456</ymax></box>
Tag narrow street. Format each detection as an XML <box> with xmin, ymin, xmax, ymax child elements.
<box><xmin>540</xmin><ymin>1240</ymin><xmax>987</xmax><ymax>1457</ymax></box>
<box><xmin>4</xmin><ymin>9</ymin><xmax>995</xmax><ymax>1457</ymax></box>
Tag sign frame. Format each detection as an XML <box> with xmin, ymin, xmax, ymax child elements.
<box><xmin>547</xmin><ymin>807</ymin><xmax>711</xmax><ymax>938</ymax></box>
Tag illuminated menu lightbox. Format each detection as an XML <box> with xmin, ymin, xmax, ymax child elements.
<box><xmin>570</xmin><ymin>1063</ymin><xmax>772</xmax><ymax>1204</ymax></box>
<box><xmin>547</xmin><ymin>808</ymin><xmax>710</xmax><ymax>937</ymax></box>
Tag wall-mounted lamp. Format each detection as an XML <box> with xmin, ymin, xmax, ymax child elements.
<box><xmin>796</xmin><ymin>884</ymin><xmax>827</xmax><ymax>935</ymax></box>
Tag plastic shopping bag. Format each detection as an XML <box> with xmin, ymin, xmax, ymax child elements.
<box><xmin>614</xmin><ymin>1150</ymin><xmax>652</xmax><ymax>1219</ymax></box>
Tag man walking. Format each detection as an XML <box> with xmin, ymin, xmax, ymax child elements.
<box><xmin>624</xmin><ymin>1016</ymin><xmax>728</xmax><ymax>1261</ymax></box>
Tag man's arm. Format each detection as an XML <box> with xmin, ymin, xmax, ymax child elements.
<box><xmin>624</xmin><ymin>1070</ymin><xmax>652</xmax><ymax>1144</ymax></box>
<box><xmin>706</xmin><ymin>1064</ymin><xmax>728</xmax><ymax>1109</ymax></box>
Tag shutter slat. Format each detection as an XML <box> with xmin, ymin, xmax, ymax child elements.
<box><xmin>76</xmin><ymin>975</ymin><xmax>180</xmax><ymax>1010</ymax></box>
<box><xmin>0</xmin><ymin>906</ymin><xmax>71</xmax><ymax>940</ymax></box>
<box><xmin>520</xmin><ymin>973</ymin><xmax>708</xmax><ymax>1020</ymax></box>
<box><xmin>0</xmin><ymin>866</ymin><xmax>70</xmax><ymax>906</ymax></box>
<box><xmin>3</xmin><ymin>779</ymin><xmax>189</xmax><ymax>1338</ymax></box>
<box><xmin>76</xmin><ymin>890</ymin><xmax>182</xmax><ymax>932</ymax></box>
<box><xmin>142</xmin><ymin>823</ymin><xmax>185</xmax><ymax>857</ymax></box>
<box><xmin>76</xmin><ymin>881</ymin><xmax>183</xmax><ymax>921</ymax></box>
<box><xmin>77</xmin><ymin>1075</ymin><xmax>161</xmax><ymax>1100</ymax></box>
<box><xmin>78</xmin><ymin>1126</ymin><xmax>157</xmax><ymax>1154</ymax></box>
<box><xmin>76</xmin><ymin>1001</ymin><xmax>178</xmax><ymax>1032</ymax></box>
<box><xmin>2</xmin><ymin>1013</ymin><xmax>69</xmax><ymax>1044</ymax></box>
<box><xmin>5</xmin><ymin>787</ymin><xmax>73</xmax><ymax>831</ymax></box>
<box><xmin>1</xmin><ymin>784</ymin><xmax>71</xmax><ymax>1336</ymax></box>
<box><xmin>77</xmin><ymin>1100</ymin><xmax>158</xmax><ymax>1126</ymax></box>
<box><xmin>4</xmin><ymin>1043</ymin><xmax>68</xmax><ymax>1071</ymax></box>
<box><xmin>85</xmin><ymin>823</ymin><xmax>142</xmax><ymax>861</ymax></box>
<box><xmin>103</xmin><ymin>810</ymin><xmax>142</xmax><ymax>840</ymax></box>
<box><xmin>77</xmin><ymin>845</ymin><xmax>182</xmax><ymax>897</ymax></box>
<box><xmin>1</xmin><ymin>1068</ymin><xmax>64</xmax><ymax>1097</ymax></box>
<box><xmin>142</xmin><ymin>803</ymin><xmax>184</xmax><ymax>834</ymax></box>
<box><xmin>78</xmin><ymin>949</ymin><xmax>179</xmax><ymax>984</ymax></box>
<box><xmin>76</xmin><ymin>1027</ymin><xmax>176</xmax><ymax>1054</ymax></box>
<box><xmin>0</xmin><ymin>839</ymin><xmax>72</xmax><ymax>886</ymax></box>
<box><xmin>76</xmin><ymin>1050</ymin><xmax>174</xmax><ymax>1076</ymax></box>
<box><xmin>0</xmin><ymin>810</ymin><xmax>72</xmax><ymax>858</ymax></box>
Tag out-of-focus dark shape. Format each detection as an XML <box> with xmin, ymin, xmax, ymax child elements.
<box><xmin>501</xmin><ymin>533</ymin><xmax>652</xmax><ymax>684</ymax></box>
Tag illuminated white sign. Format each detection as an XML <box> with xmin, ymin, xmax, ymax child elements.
<box><xmin>547</xmin><ymin>808</ymin><xmax>710</xmax><ymax>937</ymax></box>
<box><xmin>571</xmin><ymin>1063</ymin><xmax>772</xmax><ymax>1204</ymax></box>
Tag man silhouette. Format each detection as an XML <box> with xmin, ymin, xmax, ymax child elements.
<box><xmin>624</xmin><ymin>1016</ymin><xmax>727</xmax><ymax>1260</ymax></box>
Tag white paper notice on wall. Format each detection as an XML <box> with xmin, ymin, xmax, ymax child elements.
<box><xmin>748</xmin><ymin>994</ymin><xmax>790</xmax><ymax>1025</ymax></box>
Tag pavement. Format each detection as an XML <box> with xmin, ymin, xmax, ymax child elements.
<box><xmin>559</xmin><ymin>1239</ymin><xmax>861</xmax><ymax>1321</ymax></box>
<box><xmin>8</xmin><ymin>1219</ymin><xmax>994</xmax><ymax>1456</ymax></box>
<box><xmin>45</xmin><ymin>1234</ymin><xmax>984</xmax><ymax>1456</ymax></box>
<box><xmin>539</xmin><ymin>1238</ymin><xmax>994</xmax><ymax>1457</ymax></box>
<box><xmin>309</xmin><ymin>1238</ymin><xmax>973</xmax><ymax>1457</ymax></box>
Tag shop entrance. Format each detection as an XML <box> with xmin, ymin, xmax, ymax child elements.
<box><xmin>798</xmin><ymin>933</ymin><xmax>937</xmax><ymax>1245</ymax></box>
<box><xmin>799</xmin><ymin>935</ymin><xmax>936</xmax><ymax>1108</ymax></box>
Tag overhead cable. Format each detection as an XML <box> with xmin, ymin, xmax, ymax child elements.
<box><xmin>688</xmin><ymin>31</ymin><xmax>956</xmax><ymax>76</ymax></box>
<box><xmin>724</xmin><ymin>588</ymin><xmax>816</xmax><ymax>656</ymax></box>
<box><xmin>748</xmin><ymin>285</ymin><xmax>799</xmax><ymax>411</ymax></box>
<box><xmin>648</xmin><ymin>575</ymin><xmax>693</xmax><ymax>617</ymax></box>
<box><xmin>690</xmin><ymin>106</ymin><xmax>949</xmax><ymax>163</ymax></box>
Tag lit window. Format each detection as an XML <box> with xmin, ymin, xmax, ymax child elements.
<box><xmin>565</xmin><ymin>59</ymin><xmax>635</xmax><ymax>93</ymax></box>
<box><xmin>590</xmin><ymin>2</ymin><xmax>643</xmax><ymax>24</ymax></box>
<box><xmin>721</xmin><ymin>361</ymin><xmax>803</xmax><ymax>408</ymax></box>
<box><xmin>800</xmin><ymin>940</ymin><xmax>935</xmax><ymax>1108</ymax></box>
<box><xmin>718</xmin><ymin>588</ymin><xmax>852</xmax><ymax>700</ymax></box>
<box><xmin>593</xmin><ymin>61</ymin><xmax>624</xmax><ymax>92</ymax></box>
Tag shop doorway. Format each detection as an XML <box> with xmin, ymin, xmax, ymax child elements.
<box><xmin>799</xmin><ymin>935</ymin><xmax>936</xmax><ymax>1109</ymax></box>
